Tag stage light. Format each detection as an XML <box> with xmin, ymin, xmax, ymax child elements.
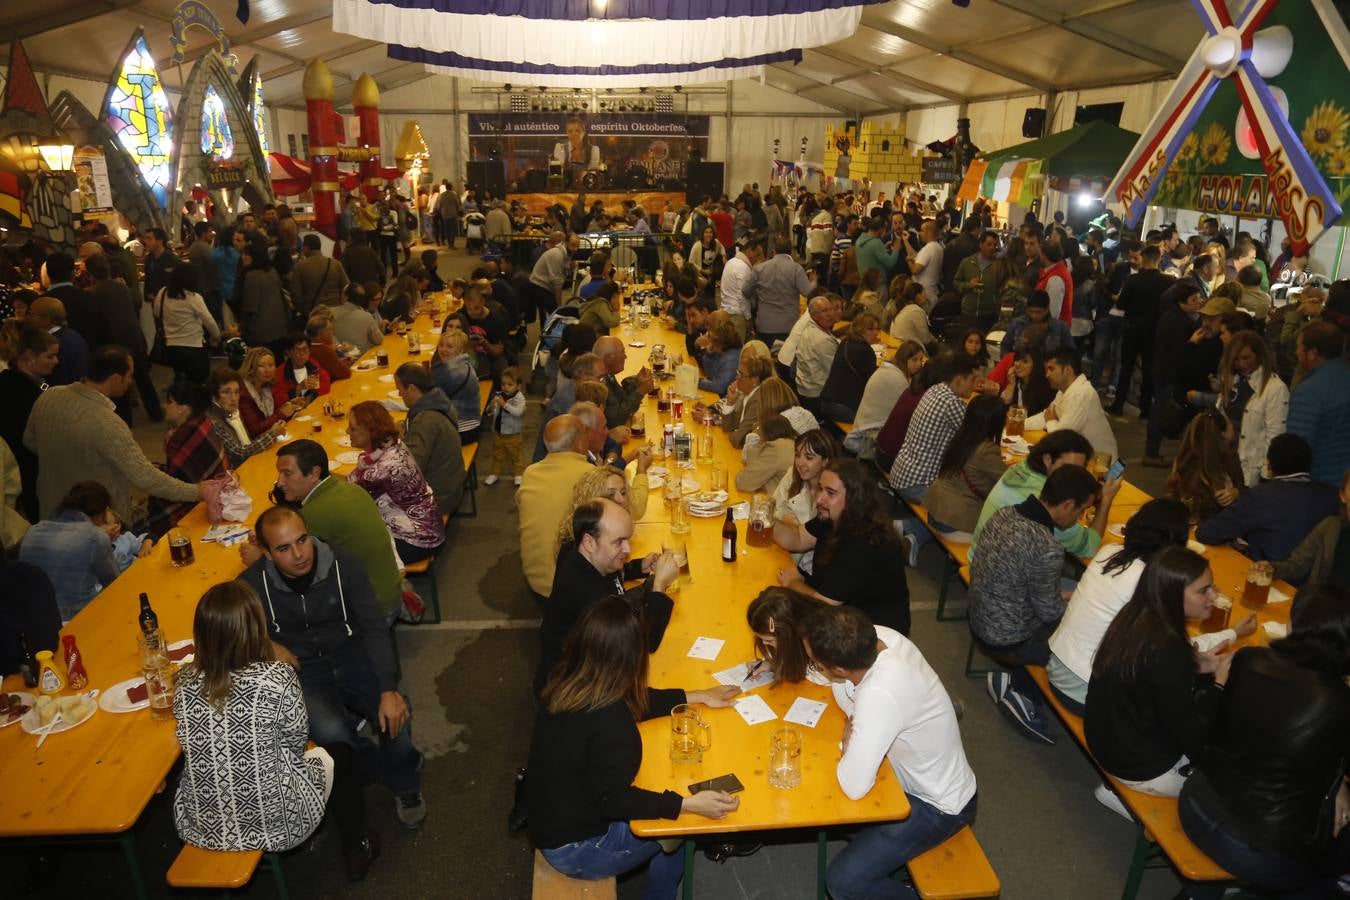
<box><xmin>1076</xmin><ymin>193</ymin><xmax>1096</xmax><ymax>208</ymax></box>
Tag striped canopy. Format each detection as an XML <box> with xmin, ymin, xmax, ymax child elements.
<box><xmin>957</xmin><ymin>120</ymin><xmax>1141</xmax><ymax>204</ymax></box>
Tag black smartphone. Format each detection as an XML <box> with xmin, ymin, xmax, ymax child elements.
<box><xmin>688</xmin><ymin>773</ymin><xmax>745</xmax><ymax>795</ymax></box>
<box><xmin>1107</xmin><ymin>458</ymin><xmax>1127</xmax><ymax>481</ymax></box>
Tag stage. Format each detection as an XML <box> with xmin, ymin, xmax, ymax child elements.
<box><xmin>507</xmin><ymin>190</ymin><xmax>686</xmax><ymax>217</ymax></box>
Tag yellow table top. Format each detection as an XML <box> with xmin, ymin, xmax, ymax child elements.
<box><xmin>614</xmin><ymin>311</ymin><xmax>910</xmax><ymax>836</ymax></box>
<box><xmin>0</xmin><ymin>298</ymin><xmax>459</xmax><ymax>837</ymax></box>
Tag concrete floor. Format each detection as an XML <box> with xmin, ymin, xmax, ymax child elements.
<box><xmin>12</xmin><ymin>243</ymin><xmax>1191</xmax><ymax>900</ymax></box>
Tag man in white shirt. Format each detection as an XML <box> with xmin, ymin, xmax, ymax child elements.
<box><xmin>804</xmin><ymin>606</ymin><xmax>977</xmax><ymax>900</ymax></box>
<box><xmin>865</xmin><ymin>192</ymin><xmax>886</xmax><ymax>217</ymax></box>
<box><xmin>1026</xmin><ymin>347</ymin><xmax>1119</xmax><ymax>462</ymax></box>
<box><xmin>908</xmin><ymin>220</ymin><xmax>943</xmax><ymax>303</ymax></box>
<box><xmin>792</xmin><ymin>295</ymin><xmax>841</xmax><ymax>414</ymax></box>
<box><xmin>718</xmin><ymin>241</ymin><xmax>761</xmax><ymax>342</ymax></box>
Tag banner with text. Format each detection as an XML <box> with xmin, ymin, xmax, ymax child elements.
<box><xmin>468</xmin><ymin>113</ymin><xmax>710</xmax><ymax>192</ymax></box>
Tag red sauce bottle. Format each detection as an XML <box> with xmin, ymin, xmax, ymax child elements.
<box><xmin>62</xmin><ymin>635</ymin><xmax>89</xmax><ymax>691</ymax></box>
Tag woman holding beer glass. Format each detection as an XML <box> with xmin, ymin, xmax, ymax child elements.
<box><xmin>525</xmin><ymin>596</ymin><xmax>740</xmax><ymax>898</ymax></box>
<box><xmin>1000</xmin><ymin>347</ymin><xmax>1054</xmax><ymax>417</ymax></box>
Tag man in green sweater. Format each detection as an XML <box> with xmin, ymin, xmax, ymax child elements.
<box><xmin>954</xmin><ymin>231</ymin><xmax>1001</xmax><ymax>329</ymax></box>
<box><xmin>853</xmin><ymin>218</ymin><xmax>902</xmax><ymax>305</ymax></box>
<box><xmin>241</xmin><ymin>440</ymin><xmax>404</xmax><ymax>616</ymax></box>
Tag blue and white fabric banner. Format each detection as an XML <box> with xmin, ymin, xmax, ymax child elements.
<box><xmin>388</xmin><ymin>44</ymin><xmax>802</xmax><ymax>86</ymax></box>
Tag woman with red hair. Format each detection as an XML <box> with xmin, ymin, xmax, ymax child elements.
<box><xmin>345</xmin><ymin>401</ymin><xmax>444</xmax><ymax>564</ymax></box>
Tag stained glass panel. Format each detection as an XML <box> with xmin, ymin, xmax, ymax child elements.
<box><xmin>253</xmin><ymin>72</ymin><xmax>269</xmax><ymax>156</ymax></box>
<box><xmin>200</xmin><ymin>84</ymin><xmax>234</xmax><ymax>161</ymax></box>
<box><xmin>105</xmin><ymin>35</ymin><xmax>174</xmax><ymax>210</ymax></box>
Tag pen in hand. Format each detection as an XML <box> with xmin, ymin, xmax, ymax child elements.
<box><xmin>745</xmin><ymin>659</ymin><xmax>765</xmax><ymax>680</ymax></box>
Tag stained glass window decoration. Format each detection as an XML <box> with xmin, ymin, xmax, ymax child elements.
<box><xmin>105</xmin><ymin>35</ymin><xmax>174</xmax><ymax>209</ymax></box>
<box><xmin>200</xmin><ymin>84</ymin><xmax>234</xmax><ymax>161</ymax></box>
<box><xmin>253</xmin><ymin>72</ymin><xmax>268</xmax><ymax>156</ymax></box>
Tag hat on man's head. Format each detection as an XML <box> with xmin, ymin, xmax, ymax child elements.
<box><xmin>1199</xmin><ymin>297</ymin><xmax>1237</xmax><ymax>317</ymax></box>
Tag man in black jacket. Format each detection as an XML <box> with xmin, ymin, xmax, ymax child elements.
<box><xmin>242</xmin><ymin>506</ymin><xmax>426</xmax><ymax>831</ymax></box>
<box><xmin>1144</xmin><ymin>281</ymin><xmax>1207</xmax><ymax>466</ymax></box>
<box><xmin>534</xmin><ymin>498</ymin><xmax>678</xmax><ymax>696</ymax></box>
<box><xmin>1109</xmin><ymin>245</ymin><xmax>1174</xmax><ymax>417</ymax></box>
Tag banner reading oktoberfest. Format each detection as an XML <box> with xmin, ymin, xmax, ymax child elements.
<box><xmin>468</xmin><ymin>113</ymin><xmax>711</xmax><ymax>192</ymax></box>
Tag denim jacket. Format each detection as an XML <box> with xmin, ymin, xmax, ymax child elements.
<box><xmin>18</xmin><ymin>510</ymin><xmax>119</xmax><ymax>621</ymax></box>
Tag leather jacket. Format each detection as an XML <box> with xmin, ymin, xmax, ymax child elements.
<box><xmin>1195</xmin><ymin>646</ymin><xmax>1350</xmax><ymax>861</ymax></box>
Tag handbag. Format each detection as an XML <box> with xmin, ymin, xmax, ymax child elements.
<box><xmin>200</xmin><ymin>471</ymin><xmax>253</xmax><ymax>524</ymax></box>
<box><xmin>149</xmin><ymin>289</ymin><xmax>169</xmax><ymax>364</ymax></box>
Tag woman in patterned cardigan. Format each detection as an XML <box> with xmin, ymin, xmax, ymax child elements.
<box><xmin>345</xmin><ymin>401</ymin><xmax>445</xmax><ymax>564</ymax></box>
<box><xmin>204</xmin><ymin>367</ymin><xmax>285</xmax><ymax>469</ymax></box>
<box><xmin>173</xmin><ymin>581</ymin><xmax>380</xmax><ymax>881</ymax></box>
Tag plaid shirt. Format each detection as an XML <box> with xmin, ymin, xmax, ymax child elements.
<box><xmin>148</xmin><ymin>417</ymin><xmax>226</xmax><ymax>535</ymax></box>
<box><xmin>889</xmin><ymin>383</ymin><xmax>966</xmax><ymax>491</ymax></box>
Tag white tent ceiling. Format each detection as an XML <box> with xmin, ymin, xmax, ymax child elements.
<box><xmin>2</xmin><ymin>0</ymin><xmax>1209</xmax><ymax>113</ymax></box>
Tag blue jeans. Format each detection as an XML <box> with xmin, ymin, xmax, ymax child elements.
<box><xmin>826</xmin><ymin>793</ymin><xmax>977</xmax><ymax>900</ymax></box>
<box><xmin>1178</xmin><ymin>775</ymin><xmax>1334</xmax><ymax>899</ymax></box>
<box><xmin>541</xmin><ymin>821</ymin><xmax>684</xmax><ymax>900</ymax></box>
<box><xmin>297</xmin><ymin>646</ymin><xmax>422</xmax><ymax>795</ymax></box>
<box><xmin>1091</xmin><ymin>315</ymin><xmax>1124</xmax><ymax>390</ymax></box>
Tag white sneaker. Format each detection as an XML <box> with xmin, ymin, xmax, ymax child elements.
<box><xmin>484</xmin><ymin>475</ymin><xmax>499</xmax><ymax>485</ymax></box>
<box><xmin>1093</xmin><ymin>783</ymin><xmax>1133</xmax><ymax>822</ymax></box>
<box><xmin>513</xmin><ymin>476</ymin><xmax>522</xmax><ymax>486</ymax></box>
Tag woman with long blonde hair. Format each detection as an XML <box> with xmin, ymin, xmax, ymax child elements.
<box><xmin>173</xmin><ymin>581</ymin><xmax>377</xmax><ymax>878</ymax></box>
<box><xmin>554</xmin><ymin>454</ymin><xmax>652</xmax><ymax>555</ymax></box>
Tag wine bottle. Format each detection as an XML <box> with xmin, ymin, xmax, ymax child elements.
<box><xmin>722</xmin><ymin>509</ymin><xmax>737</xmax><ymax>562</ymax></box>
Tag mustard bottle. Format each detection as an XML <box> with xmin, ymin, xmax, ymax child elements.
<box><xmin>36</xmin><ymin>650</ymin><xmax>65</xmax><ymax>694</ymax></box>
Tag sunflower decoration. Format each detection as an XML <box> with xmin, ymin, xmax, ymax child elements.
<box><xmin>1301</xmin><ymin>101</ymin><xmax>1350</xmax><ymax>159</ymax></box>
<box><xmin>1327</xmin><ymin>146</ymin><xmax>1350</xmax><ymax>179</ymax></box>
<box><xmin>1199</xmin><ymin>122</ymin><xmax>1231</xmax><ymax>166</ymax></box>
<box><xmin>1176</xmin><ymin>132</ymin><xmax>1199</xmax><ymax>163</ymax></box>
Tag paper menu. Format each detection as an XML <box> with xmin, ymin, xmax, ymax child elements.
<box><xmin>687</xmin><ymin>637</ymin><xmax>725</xmax><ymax>660</ymax></box>
<box><xmin>713</xmin><ymin>661</ymin><xmax>775</xmax><ymax>691</ymax></box>
<box><xmin>732</xmin><ymin>694</ymin><xmax>778</xmax><ymax>726</ymax></box>
<box><xmin>783</xmin><ymin>697</ymin><xmax>828</xmax><ymax>728</ymax></box>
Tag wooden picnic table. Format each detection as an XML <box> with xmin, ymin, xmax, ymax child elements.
<box><xmin>612</xmin><ymin>307</ymin><xmax>909</xmax><ymax>897</ymax></box>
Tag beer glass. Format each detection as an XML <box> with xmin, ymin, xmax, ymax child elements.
<box><xmin>1006</xmin><ymin>405</ymin><xmax>1026</xmax><ymax>438</ymax></box>
<box><xmin>768</xmin><ymin>726</ymin><xmax>802</xmax><ymax>789</ymax></box>
<box><xmin>670</xmin><ymin>704</ymin><xmax>711</xmax><ymax>763</ymax></box>
<box><xmin>168</xmin><ymin>528</ymin><xmax>194</xmax><ymax>567</ymax></box>
<box><xmin>1241</xmin><ymin>561</ymin><xmax>1274</xmax><ymax>610</ymax></box>
<box><xmin>1203</xmin><ymin>593</ymin><xmax>1233</xmax><ymax>632</ymax></box>
<box><xmin>697</xmin><ymin>432</ymin><xmax>714</xmax><ymax>466</ymax></box>
<box><xmin>711</xmin><ymin>464</ymin><xmax>728</xmax><ymax>493</ymax></box>
<box><xmin>670</xmin><ymin>498</ymin><xmax>691</xmax><ymax>535</ymax></box>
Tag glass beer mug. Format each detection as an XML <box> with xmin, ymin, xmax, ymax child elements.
<box><xmin>670</xmin><ymin>704</ymin><xmax>711</xmax><ymax>763</ymax></box>
<box><xmin>769</xmin><ymin>726</ymin><xmax>802</xmax><ymax>789</ymax></box>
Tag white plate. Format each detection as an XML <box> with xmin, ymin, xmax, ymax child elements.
<box><xmin>1000</xmin><ymin>435</ymin><xmax>1030</xmax><ymax>455</ymax></box>
<box><xmin>646</xmin><ymin>475</ymin><xmax>664</xmax><ymax>490</ymax></box>
<box><xmin>387</xmin><ymin>390</ymin><xmax>402</xmax><ymax>398</ymax></box>
<box><xmin>100</xmin><ymin>678</ymin><xmax>149</xmax><ymax>714</ymax></box>
<box><xmin>21</xmin><ymin>695</ymin><xmax>97</xmax><ymax>735</ymax></box>
<box><xmin>335</xmin><ymin>450</ymin><xmax>363</xmax><ymax>466</ymax></box>
<box><xmin>647</xmin><ymin>466</ymin><xmax>670</xmax><ymax>477</ymax></box>
<box><xmin>0</xmin><ymin>691</ymin><xmax>36</xmax><ymax>728</ymax></box>
<box><xmin>1187</xmin><ymin>540</ymin><xmax>1207</xmax><ymax>555</ymax></box>
<box><xmin>1106</xmin><ymin>523</ymin><xmax>1126</xmax><ymax>539</ymax></box>
<box><xmin>354</xmin><ymin>361</ymin><xmax>376</xmax><ymax>371</ymax></box>
<box><xmin>628</xmin><ymin>341</ymin><xmax>646</xmax><ymax>348</ymax></box>
<box><xmin>681</xmin><ymin>477</ymin><xmax>700</xmax><ymax>493</ymax></box>
<box><xmin>378</xmin><ymin>374</ymin><xmax>395</xmax><ymax>383</ymax></box>
<box><xmin>335</xmin><ymin>436</ymin><xmax>352</xmax><ymax>447</ymax></box>
<box><xmin>328</xmin><ymin>457</ymin><xmax>346</xmax><ymax>470</ymax></box>
<box><xmin>688</xmin><ymin>506</ymin><xmax>726</xmax><ymax>517</ymax></box>
<box><xmin>294</xmin><ymin>414</ymin><xmax>313</xmax><ymax>422</ymax></box>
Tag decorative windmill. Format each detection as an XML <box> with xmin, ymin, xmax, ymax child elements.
<box><xmin>1105</xmin><ymin>0</ymin><xmax>1346</xmax><ymax>251</ymax></box>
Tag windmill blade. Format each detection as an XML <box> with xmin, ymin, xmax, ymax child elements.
<box><xmin>1105</xmin><ymin>48</ymin><xmax>1221</xmax><ymax>226</ymax></box>
<box><xmin>1233</xmin><ymin>60</ymin><xmax>1343</xmax><ymax>248</ymax></box>
<box><xmin>1189</xmin><ymin>0</ymin><xmax>1232</xmax><ymax>33</ymax></box>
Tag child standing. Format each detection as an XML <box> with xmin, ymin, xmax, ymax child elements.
<box><xmin>485</xmin><ymin>366</ymin><xmax>527</xmax><ymax>486</ymax></box>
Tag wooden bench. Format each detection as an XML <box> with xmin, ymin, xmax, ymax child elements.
<box><xmin>532</xmin><ymin>850</ymin><xmax>617</xmax><ymax>899</ymax></box>
<box><xmin>906</xmin><ymin>826</ymin><xmax>1001</xmax><ymax>899</ymax></box>
<box><xmin>903</xmin><ymin>501</ymin><xmax>973</xmax><ymax>622</ymax></box>
<box><xmin>1024</xmin><ymin>666</ymin><xmax>1231</xmax><ymax>900</ymax></box>
<box><xmin>456</xmin><ymin>381</ymin><xmax>493</xmax><ymax>519</ymax></box>
<box><xmin>167</xmin><ymin>845</ymin><xmax>289</xmax><ymax>898</ymax></box>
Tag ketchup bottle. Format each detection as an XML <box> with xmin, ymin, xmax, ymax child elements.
<box><xmin>62</xmin><ymin>635</ymin><xmax>90</xmax><ymax>691</ymax></box>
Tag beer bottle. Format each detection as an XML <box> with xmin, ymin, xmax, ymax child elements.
<box><xmin>722</xmin><ymin>509</ymin><xmax>737</xmax><ymax>563</ymax></box>
<box><xmin>18</xmin><ymin>632</ymin><xmax>38</xmax><ymax>688</ymax></box>
<box><xmin>138</xmin><ymin>592</ymin><xmax>160</xmax><ymax>639</ymax></box>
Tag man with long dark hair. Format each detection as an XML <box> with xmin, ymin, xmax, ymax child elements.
<box><xmin>775</xmin><ymin>459</ymin><xmax>910</xmax><ymax>635</ymax></box>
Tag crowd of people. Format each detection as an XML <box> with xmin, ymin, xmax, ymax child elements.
<box><xmin>2</xmin><ymin>172</ymin><xmax>1350</xmax><ymax>900</ymax></box>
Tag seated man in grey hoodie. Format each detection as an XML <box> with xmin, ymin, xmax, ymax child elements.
<box><xmin>969</xmin><ymin>464</ymin><xmax>1101</xmax><ymax>747</ymax></box>
<box><xmin>394</xmin><ymin>363</ymin><xmax>465</xmax><ymax>517</ymax></box>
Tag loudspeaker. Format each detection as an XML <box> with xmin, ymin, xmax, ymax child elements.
<box><xmin>1022</xmin><ymin>108</ymin><xmax>1046</xmax><ymax>138</ymax></box>
<box><xmin>686</xmin><ymin>161</ymin><xmax>724</xmax><ymax>205</ymax></box>
<box><xmin>466</xmin><ymin>159</ymin><xmax>506</xmax><ymax>197</ymax></box>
